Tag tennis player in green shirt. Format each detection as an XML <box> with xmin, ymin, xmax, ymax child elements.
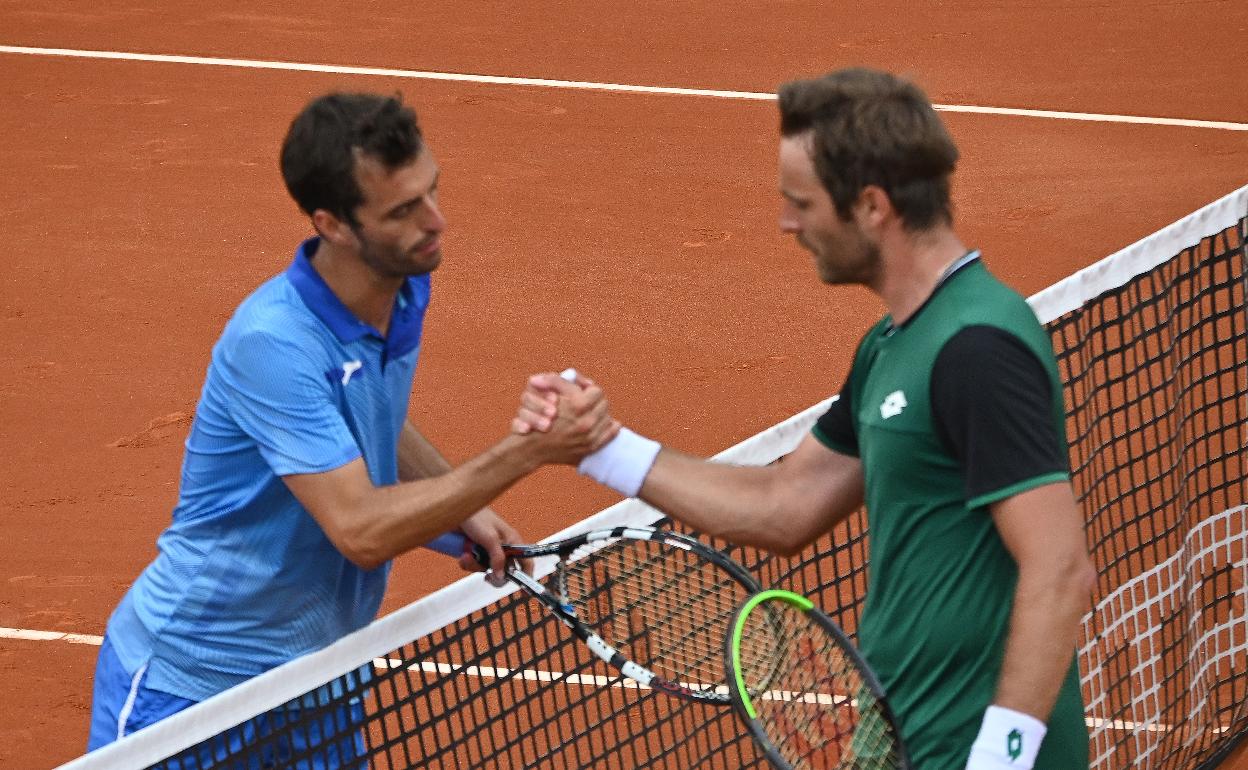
<box><xmin>517</xmin><ymin>68</ymin><xmax>1095</xmax><ymax>769</ymax></box>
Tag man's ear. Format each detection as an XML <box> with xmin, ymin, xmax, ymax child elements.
<box><xmin>311</xmin><ymin>209</ymin><xmax>357</xmax><ymax>247</ymax></box>
<box><xmin>853</xmin><ymin>185</ymin><xmax>895</xmax><ymax>233</ymax></box>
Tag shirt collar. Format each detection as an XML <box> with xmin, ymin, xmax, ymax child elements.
<box><xmin>936</xmin><ymin>249</ymin><xmax>980</xmax><ymax>286</ymax></box>
<box><xmin>884</xmin><ymin>250</ymin><xmax>980</xmax><ymax>336</ymax></box>
<box><xmin>285</xmin><ymin>236</ymin><xmax>430</xmax><ymax>358</ymax></box>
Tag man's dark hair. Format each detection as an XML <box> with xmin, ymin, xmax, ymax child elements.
<box><xmin>778</xmin><ymin>69</ymin><xmax>958</xmax><ymax>230</ymax></box>
<box><xmin>280</xmin><ymin>93</ymin><xmax>424</xmax><ymax>226</ymax></box>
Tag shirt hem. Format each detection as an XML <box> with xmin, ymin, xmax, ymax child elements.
<box><xmin>967</xmin><ymin>471</ymin><xmax>1069</xmax><ymax>510</ymax></box>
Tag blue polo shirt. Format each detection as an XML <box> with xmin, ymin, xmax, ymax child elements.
<box><xmin>105</xmin><ymin>237</ymin><xmax>431</xmax><ymax>702</ymax></box>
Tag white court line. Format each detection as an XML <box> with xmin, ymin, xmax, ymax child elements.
<box><xmin>371</xmin><ymin>656</ymin><xmax>703</xmax><ymax>692</ymax></box>
<box><xmin>0</xmin><ymin>626</ymin><xmax>103</xmax><ymax>645</ymax></box>
<box><xmin>1</xmin><ymin>44</ymin><xmax>1246</xmax><ymax>131</ymax></box>
<box><xmin>2</xmin><ymin>625</ymin><xmax>1220</xmax><ymax>736</ymax></box>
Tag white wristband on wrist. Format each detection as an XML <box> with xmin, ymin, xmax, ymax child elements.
<box><xmin>577</xmin><ymin>427</ymin><xmax>661</xmax><ymax>497</ymax></box>
<box><xmin>966</xmin><ymin>705</ymin><xmax>1047</xmax><ymax>769</ymax></box>
<box><xmin>555</xmin><ymin>369</ymin><xmax>660</xmax><ymax>497</ymax></box>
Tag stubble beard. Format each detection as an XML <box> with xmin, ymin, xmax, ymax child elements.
<box><xmin>811</xmin><ymin>239</ymin><xmax>879</xmax><ymax>287</ymax></box>
<box><xmin>356</xmin><ymin>228</ymin><xmax>440</xmax><ymax>279</ymax></box>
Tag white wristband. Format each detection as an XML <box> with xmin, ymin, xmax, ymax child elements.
<box><xmin>966</xmin><ymin>705</ymin><xmax>1047</xmax><ymax>769</ymax></box>
<box><xmin>577</xmin><ymin>428</ymin><xmax>661</xmax><ymax>497</ymax></box>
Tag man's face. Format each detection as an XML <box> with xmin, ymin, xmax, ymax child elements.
<box><xmin>347</xmin><ymin>147</ymin><xmax>445</xmax><ymax>278</ymax></box>
<box><xmin>777</xmin><ymin>134</ymin><xmax>878</xmax><ymax>286</ymax></box>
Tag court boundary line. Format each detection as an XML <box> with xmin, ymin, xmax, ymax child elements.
<box><xmin>0</xmin><ymin>627</ymin><xmax>1213</xmax><ymax>737</ymax></box>
<box><xmin>0</xmin><ymin>627</ymin><xmax>103</xmax><ymax>645</ymax></box>
<box><xmin>2</xmin><ymin>44</ymin><xmax>1246</xmax><ymax>132</ymax></box>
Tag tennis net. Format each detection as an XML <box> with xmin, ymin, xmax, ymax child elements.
<box><xmin>63</xmin><ymin>184</ymin><xmax>1247</xmax><ymax>770</ymax></box>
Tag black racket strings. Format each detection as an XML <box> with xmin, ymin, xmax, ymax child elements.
<box><xmin>555</xmin><ymin>536</ymin><xmax>753</xmax><ymax>690</ymax></box>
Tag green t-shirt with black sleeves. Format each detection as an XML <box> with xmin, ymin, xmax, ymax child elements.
<box><xmin>812</xmin><ymin>253</ymin><xmax>1089</xmax><ymax>770</ymax></box>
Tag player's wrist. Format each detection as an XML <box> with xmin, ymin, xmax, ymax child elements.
<box><xmin>499</xmin><ymin>431</ymin><xmax>550</xmax><ymax>475</ymax></box>
<box><xmin>577</xmin><ymin>427</ymin><xmax>661</xmax><ymax>497</ymax></box>
<box><xmin>966</xmin><ymin>705</ymin><xmax>1047</xmax><ymax>769</ymax></box>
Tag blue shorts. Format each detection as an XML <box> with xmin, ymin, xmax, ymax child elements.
<box><xmin>88</xmin><ymin>634</ymin><xmax>367</xmax><ymax>768</ymax></box>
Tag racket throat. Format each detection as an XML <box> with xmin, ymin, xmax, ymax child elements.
<box><xmin>554</xmin><ymin>560</ymin><xmax>573</xmax><ymax>611</ymax></box>
<box><xmin>584</xmin><ymin>633</ymin><xmax>654</xmax><ymax>687</ymax></box>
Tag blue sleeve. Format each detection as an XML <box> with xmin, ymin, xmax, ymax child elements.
<box><xmin>214</xmin><ymin>328</ymin><xmax>362</xmax><ymax>476</ymax></box>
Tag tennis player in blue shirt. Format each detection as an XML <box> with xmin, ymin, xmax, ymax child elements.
<box><xmin>87</xmin><ymin>93</ymin><xmax>617</xmax><ymax>762</ymax></box>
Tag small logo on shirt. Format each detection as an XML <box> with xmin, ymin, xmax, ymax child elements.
<box><xmin>340</xmin><ymin>360</ymin><xmax>363</xmax><ymax>386</ymax></box>
<box><xmin>879</xmin><ymin>390</ymin><xmax>907</xmax><ymax>419</ymax></box>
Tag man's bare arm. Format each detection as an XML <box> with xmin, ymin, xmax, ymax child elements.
<box><xmin>639</xmin><ymin>432</ymin><xmax>865</xmax><ymax>556</ymax></box>
<box><xmin>395</xmin><ymin>419</ymin><xmax>533</xmax><ymax>576</ymax></box>
<box><xmin>285</xmin><ymin>386</ymin><xmax>616</xmax><ymax>571</ymax></box>
<box><xmin>513</xmin><ymin>373</ymin><xmax>862</xmax><ymax>555</ymax></box>
<box><xmin>990</xmin><ymin>481</ymin><xmax>1095</xmax><ymax>719</ymax></box>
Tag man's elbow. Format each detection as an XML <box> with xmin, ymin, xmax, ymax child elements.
<box><xmin>318</xmin><ymin>509</ymin><xmax>390</xmax><ymax>572</ymax></box>
<box><xmin>1018</xmin><ymin>547</ymin><xmax>1096</xmax><ymax>610</ymax></box>
<box><xmin>334</xmin><ymin>533</ymin><xmax>388</xmax><ymax>572</ymax></box>
<box><xmin>766</xmin><ymin>531</ymin><xmax>814</xmax><ymax>558</ymax></box>
<box><xmin>1047</xmin><ymin>550</ymin><xmax>1097</xmax><ymax>613</ymax></box>
<box><xmin>738</xmin><ymin>523</ymin><xmax>819</xmax><ymax>558</ymax></box>
<box><xmin>1072</xmin><ymin>553</ymin><xmax>1097</xmax><ymax>609</ymax></box>
<box><xmin>715</xmin><ymin>507</ymin><xmax>814</xmax><ymax>558</ymax></box>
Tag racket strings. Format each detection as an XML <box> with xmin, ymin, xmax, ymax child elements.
<box><xmin>740</xmin><ymin>605</ymin><xmax>903</xmax><ymax>769</ymax></box>
<box><xmin>559</xmin><ymin>538</ymin><xmax>749</xmax><ymax>690</ymax></box>
<box><xmin>577</xmin><ymin>548</ymin><xmax>735</xmax><ymax>673</ymax></box>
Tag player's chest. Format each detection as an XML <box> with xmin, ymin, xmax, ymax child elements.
<box><xmin>324</xmin><ymin>342</ymin><xmax>419</xmax><ymax>417</ymax></box>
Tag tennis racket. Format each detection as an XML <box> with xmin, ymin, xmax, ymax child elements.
<box><xmin>727</xmin><ymin>589</ymin><xmax>910</xmax><ymax>769</ymax></box>
<box><xmin>427</xmin><ymin>525</ymin><xmax>762</xmax><ymax>703</ymax></box>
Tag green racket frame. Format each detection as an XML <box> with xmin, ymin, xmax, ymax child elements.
<box><xmin>726</xmin><ymin>589</ymin><xmax>911</xmax><ymax>769</ymax></box>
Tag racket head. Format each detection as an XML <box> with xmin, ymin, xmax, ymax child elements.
<box><xmin>537</xmin><ymin>526</ymin><xmax>763</xmax><ymax>703</ymax></box>
<box><xmin>726</xmin><ymin>589</ymin><xmax>910</xmax><ymax>769</ymax></box>
<box><xmin>433</xmin><ymin>526</ymin><xmax>763</xmax><ymax>703</ymax></box>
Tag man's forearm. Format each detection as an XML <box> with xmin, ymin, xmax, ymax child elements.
<box><xmin>641</xmin><ymin>449</ymin><xmax>785</xmax><ymax>547</ymax></box>
<box><xmin>993</xmin><ymin>567</ymin><xmax>1089</xmax><ymax>719</ymax></box>
<box><xmin>349</xmin><ymin>433</ymin><xmax>541</xmax><ymax>568</ymax></box>
<box><xmin>969</xmin><ymin>484</ymin><xmax>1094</xmax><ymax>769</ymax></box>
<box><xmin>640</xmin><ymin>442</ymin><xmax>863</xmax><ymax>556</ymax></box>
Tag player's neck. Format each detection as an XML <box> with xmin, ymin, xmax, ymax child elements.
<box><xmin>310</xmin><ymin>240</ymin><xmax>403</xmax><ymax>336</ymax></box>
<box><xmin>875</xmin><ymin>225</ymin><xmax>968</xmax><ymax>327</ymax></box>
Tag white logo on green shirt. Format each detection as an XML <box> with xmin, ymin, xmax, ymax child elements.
<box><xmin>880</xmin><ymin>390</ymin><xmax>907</xmax><ymax>419</ymax></box>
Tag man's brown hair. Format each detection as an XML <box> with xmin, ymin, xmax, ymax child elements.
<box><xmin>778</xmin><ymin>69</ymin><xmax>958</xmax><ymax>230</ymax></box>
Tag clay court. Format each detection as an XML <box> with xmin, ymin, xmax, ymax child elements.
<box><xmin>1</xmin><ymin>2</ymin><xmax>1246</xmax><ymax>767</ymax></box>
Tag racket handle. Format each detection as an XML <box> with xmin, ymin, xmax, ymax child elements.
<box><xmin>424</xmin><ymin>532</ymin><xmax>490</xmax><ymax>566</ymax></box>
<box><xmin>560</xmin><ymin>368</ymin><xmax>578</xmax><ymax>382</ymax></box>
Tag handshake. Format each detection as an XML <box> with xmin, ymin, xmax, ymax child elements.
<box><xmin>509</xmin><ymin>369</ymin><xmax>660</xmax><ymax>498</ymax></box>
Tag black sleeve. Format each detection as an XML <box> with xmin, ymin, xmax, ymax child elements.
<box><xmin>931</xmin><ymin>325</ymin><xmax>1068</xmax><ymax>505</ymax></box>
<box><xmin>812</xmin><ymin>374</ymin><xmax>858</xmax><ymax>456</ymax></box>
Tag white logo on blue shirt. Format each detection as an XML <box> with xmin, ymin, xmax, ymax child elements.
<box><xmin>341</xmin><ymin>360</ymin><xmax>363</xmax><ymax>386</ymax></box>
<box><xmin>880</xmin><ymin>390</ymin><xmax>908</xmax><ymax>419</ymax></box>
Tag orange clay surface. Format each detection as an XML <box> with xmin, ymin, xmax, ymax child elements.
<box><xmin>1</xmin><ymin>2</ymin><xmax>1246</xmax><ymax>767</ymax></box>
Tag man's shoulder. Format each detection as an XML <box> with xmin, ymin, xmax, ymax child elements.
<box><xmin>954</xmin><ymin>261</ymin><xmax>1034</xmax><ymax>316</ymax></box>
<box><xmin>933</xmin><ymin>263</ymin><xmax>1044</xmax><ymax>344</ymax></box>
<box><xmin>222</xmin><ymin>273</ymin><xmax>323</xmax><ymax>344</ymax></box>
<box><xmin>209</xmin><ymin>274</ymin><xmax>332</xmax><ymax>376</ymax></box>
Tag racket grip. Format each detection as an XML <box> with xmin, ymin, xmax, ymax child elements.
<box><xmin>424</xmin><ymin>532</ymin><xmax>490</xmax><ymax>567</ymax></box>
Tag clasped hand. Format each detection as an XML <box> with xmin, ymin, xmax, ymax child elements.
<box><xmin>511</xmin><ymin>371</ymin><xmax>619</xmax><ymax>463</ymax></box>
